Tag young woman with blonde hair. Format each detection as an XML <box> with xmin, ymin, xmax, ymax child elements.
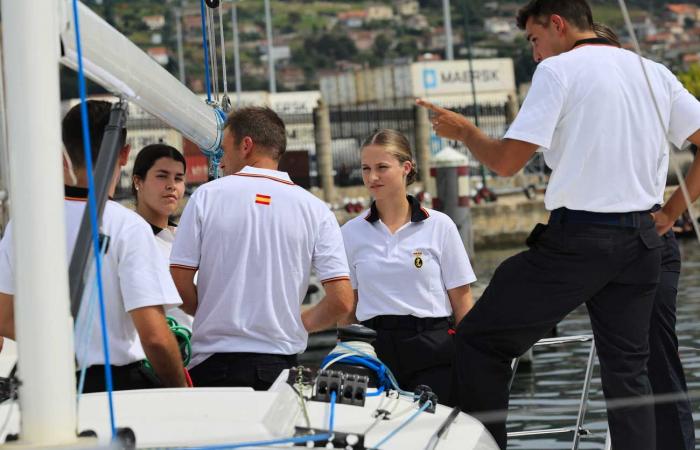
<box><xmin>341</xmin><ymin>129</ymin><xmax>476</xmax><ymax>405</ymax></box>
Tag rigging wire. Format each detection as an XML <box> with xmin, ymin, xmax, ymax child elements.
<box><xmin>199</xmin><ymin>0</ymin><xmax>213</xmax><ymax>102</ymax></box>
<box><xmin>617</xmin><ymin>0</ymin><xmax>700</xmax><ymax>245</ymax></box>
<box><xmin>207</xmin><ymin>6</ymin><xmax>220</xmax><ymax>103</ymax></box>
<box><xmin>70</xmin><ymin>0</ymin><xmax>117</xmax><ymax>439</ymax></box>
<box><xmin>370</xmin><ymin>400</ymin><xmax>433</xmax><ymax>449</ymax></box>
<box><xmin>217</xmin><ymin>4</ymin><xmax>230</xmax><ymax>110</ymax></box>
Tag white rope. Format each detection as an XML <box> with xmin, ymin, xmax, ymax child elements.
<box><xmin>617</xmin><ymin>0</ymin><xmax>700</xmax><ymax>245</ymax></box>
<box><xmin>322</xmin><ymin>341</ymin><xmax>378</xmax><ymax>371</ymax></box>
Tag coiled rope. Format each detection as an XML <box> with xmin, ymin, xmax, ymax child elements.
<box><xmin>321</xmin><ymin>341</ymin><xmax>415</xmax><ymax>399</ymax></box>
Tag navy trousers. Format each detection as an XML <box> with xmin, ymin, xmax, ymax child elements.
<box><xmin>453</xmin><ymin>215</ymin><xmax>662</xmax><ymax>450</ymax></box>
<box><xmin>648</xmin><ymin>232</ymin><xmax>695</xmax><ymax>450</ymax></box>
<box><xmin>189</xmin><ymin>352</ymin><xmax>297</xmax><ymax>390</ymax></box>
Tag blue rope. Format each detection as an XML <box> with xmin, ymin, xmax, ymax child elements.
<box><xmin>198</xmin><ymin>108</ymin><xmax>226</xmax><ymax>179</ymax></box>
<box><xmin>329</xmin><ymin>390</ymin><xmax>337</xmax><ymax>433</ymax></box>
<box><xmin>371</xmin><ymin>400</ymin><xmax>433</xmax><ymax>449</ymax></box>
<box><xmin>366</xmin><ymin>386</ymin><xmax>385</xmax><ymax>397</ymax></box>
<box><xmin>199</xmin><ymin>0</ymin><xmax>213</xmax><ymax>102</ymax></box>
<box><xmin>322</xmin><ymin>342</ymin><xmax>415</xmax><ymax>398</ymax></box>
<box><xmin>70</xmin><ymin>0</ymin><xmax>116</xmax><ymax>440</ymax></box>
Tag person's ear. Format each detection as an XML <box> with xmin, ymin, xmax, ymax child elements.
<box><xmin>551</xmin><ymin>15</ymin><xmax>565</xmax><ymax>35</ymax></box>
<box><xmin>403</xmin><ymin>160</ymin><xmax>412</xmax><ymax>176</ymax></box>
<box><xmin>241</xmin><ymin>136</ymin><xmax>254</xmax><ymax>158</ymax></box>
<box><xmin>133</xmin><ymin>176</ymin><xmax>143</xmax><ymax>192</ymax></box>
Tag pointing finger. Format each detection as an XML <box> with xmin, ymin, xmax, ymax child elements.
<box><xmin>416</xmin><ymin>98</ymin><xmax>447</xmax><ymax>115</ymax></box>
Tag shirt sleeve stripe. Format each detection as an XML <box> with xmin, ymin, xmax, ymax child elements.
<box><xmin>320</xmin><ymin>275</ymin><xmax>351</xmax><ymax>284</ymax></box>
<box><xmin>170</xmin><ymin>263</ymin><xmax>198</xmax><ymax>271</ymax></box>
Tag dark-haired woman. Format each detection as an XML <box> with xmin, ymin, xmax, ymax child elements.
<box><xmin>132</xmin><ymin>144</ymin><xmax>192</xmax><ymax>329</ymax></box>
<box><xmin>340</xmin><ymin>129</ymin><xmax>476</xmax><ymax>405</ymax></box>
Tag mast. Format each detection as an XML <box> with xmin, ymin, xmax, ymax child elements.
<box><xmin>0</xmin><ymin>0</ymin><xmax>78</xmax><ymax>445</ymax></box>
<box><xmin>264</xmin><ymin>0</ymin><xmax>276</xmax><ymax>93</ymax></box>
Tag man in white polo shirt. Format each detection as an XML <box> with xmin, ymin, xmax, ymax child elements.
<box><xmin>418</xmin><ymin>0</ymin><xmax>700</xmax><ymax>449</ymax></box>
<box><xmin>170</xmin><ymin>106</ymin><xmax>354</xmax><ymax>390</ymax></box>
<box><xmin>0</xmin><ymin>100</ymin><xmax>186</xmax><ymax>392</ymax></box>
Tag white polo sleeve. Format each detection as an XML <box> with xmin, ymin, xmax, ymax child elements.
<box><xmin>439</xmin><ymin>217</ymin><xmax>476</xmax><ymax>290</ymax></box>
<box><xmin>340</xmin><ymin>222</ymin><xmax>358</xmax><ymax>289</ymax></box>
<box><xmin>667</xmin><ymin>71</ymin><xmax>700</xmax><ymax>148</ymax></box>
<box><xmin>117</xmin><ymin>218</ymin><xmax>182</xmax><ymax>312</ymax></box>
<box><xmin>0</xmin><ymin>223</ymin><xmax>15</xmax><ymax>295</ymax></box>
<box><xmin>503</xmin><ymin>64</ymin><xmax>566</xmax><ymax>150</ymax></box>
<box><xmin>314</xmin><ymin>211</ymin><xmax>350</xmax><ymax>284</ymax></box>
<box><xmin>170</xmin><ymin>190</ymin><xmax>202</xmax><ymax>270</ymax></box>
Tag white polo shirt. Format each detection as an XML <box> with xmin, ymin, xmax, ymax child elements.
<box><xmin>0</xmin><ymin>186</ymin><xmax>182</xmax><ymax>368</ymax></box>
<box><xmin>504</xmin><ymin>45</ymin><xmax>700</xmax><ymax>212</ymax></box>
<box><xmin>170</xmin><ymin>166</ymin><xmax>350</xmax><ymax>368</ymax></box>
<box><xmin>148</xmin><ymin>222</ymin><xmax>194</xmax><ymax>330</ymax></box>
<box><xmin>341</xmin><ymin>196</ymin><xmax>476</xmax><ymax>322</ymax></box>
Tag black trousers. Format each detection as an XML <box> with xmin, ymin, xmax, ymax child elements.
<box><xmin>189</xmin><ymin>352</ymin><xmax>297</xmax><ymax>390</ymax></box>
<box><xmin>79</xmin><ymin>361</ymin><xmax>161</xmax><ymax>393</ymax></box>
<box><xmin>363</xmin><ymin>315</ymin><xmax>455</xmax><ymax>406</ymax></box>
<box><xmin>649</xmin><ymin>232</ymin><xmax>695</xmax><ymax>450</ymax></box>
<box><xmin>454</xmin><ymin>215</ymin><xmax>662</xmax><ymax>450</ymax></box>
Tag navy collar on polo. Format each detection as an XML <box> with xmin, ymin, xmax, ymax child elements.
<box><xmin>365</xmin><ymin>195</ymin><xmax>429</xmax><ymax>223</ymax></box>
<box><xmin>149</xmin><ymin>220</ymin><xmax>178</xmax><ymax>236</ymax></box>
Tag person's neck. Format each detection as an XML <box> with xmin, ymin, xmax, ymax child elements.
<box><xmin>136</xmin><ymin>202</ymin><xmax>169</xmax><ymax>230</ymax></box>
<box><xmin>376</xmin><ymin>193</ymin><xmax>410</xmax><ymax>232</ymax></box>
<box><xmin>245</xmin><ymin>156</ymin><xmax>278</xmax><ymax>171</ymax></box>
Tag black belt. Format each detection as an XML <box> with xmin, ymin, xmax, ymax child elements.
<box><xmin>548</xmin><ymin>206</ymin><xmax>657</xmax><ymax>229</ymax></box>
<box><xmin>361</xmin><ymin>315</ymin><xmax>450</xmax><ymax>332</ymax></box>
<box><xmin>85</xmin><ymin>360</ymin><xmax>145</xmax><ymax>372</ymax></box>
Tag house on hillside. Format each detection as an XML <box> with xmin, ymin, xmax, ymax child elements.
<box><xmin>142</xmin><ymin>14</ymin><xmax>165</xmax><ymax>31</ymax></box>
<box><xmin>348</xmin><ymin>30</ymin><xmax>381</xmax><ymax>51</ymax></box>
<box><xmin>147</xmin><ymin>47</ymin><xmax>169</xmax><ymax>66</ymax></box>
<box><xmin>338</xmin><ymin>10</ymin><xmax>367</xmax><ymax>28</ymax></box>
<box><xmin>366</xmin><ymin>4</ymin><xmax>394</xmax><ymax>21</ymax></box>
<box><xmin>395</xmin><ymin>0</ymin><xmax>419</xmax><ymax>17</ymax></box>
<box><xmin>666</xmin><ymin>4</ymin><xmax>699</xmax><ymax>26</ymax></box>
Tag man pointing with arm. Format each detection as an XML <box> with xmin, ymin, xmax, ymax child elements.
<box><xmin>418</xmin><ymin>1</ymin><xmax>700</xmax><ymax>449</ymax></box>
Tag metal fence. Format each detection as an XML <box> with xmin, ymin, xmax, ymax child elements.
<box><xmin>328</xmin><ymin>101</ymin><xmax>514</xmax><ymax>187</ymax></box>
<box><xmin>329</xmin><ymin>102</ymin><xmax>417</xmax><ymax>186</ymax></box>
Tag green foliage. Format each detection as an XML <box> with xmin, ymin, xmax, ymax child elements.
<box><xmin>679</xmin><ymin>63</ymin><xmax>700</xmax><ymax>99</ymax></box>
<box><xmin>292</xmin><ymin>33</ymin><xmax>359</xmax><ymax>72</ymax></box>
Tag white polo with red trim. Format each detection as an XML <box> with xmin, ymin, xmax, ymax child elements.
<box><xmin>341</xmin><ymin>196</ymin><xmax>476</xmax><ymax>322</ymax></box>
<box><xmin>170</xmin><ymin>166</ymin><xmax>350</xmax><ymax>367</ymax></box>
<box><xmin>0</xmin><ymin>186</ymin><xmax>181</xmax><ymax>368</ymax></box>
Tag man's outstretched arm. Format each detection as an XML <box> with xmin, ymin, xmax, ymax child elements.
<box><xmin>416</xmin><ymin>99</ymin><xmax>539</xmax><ymax>177</ymax></box>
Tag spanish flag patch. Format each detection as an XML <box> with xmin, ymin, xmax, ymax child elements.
<box><xmin>255</xmin><ymin>194</ymin><xmax>271</xmax><ymax>205</ymax></box>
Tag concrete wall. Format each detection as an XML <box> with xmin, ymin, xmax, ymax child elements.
<box><xmin>471</xmin><ymin>197</ymin><xmax>548</xmax><ymax>250</ymax></box>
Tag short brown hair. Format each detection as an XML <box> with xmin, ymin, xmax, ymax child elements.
<box><xmin>62</xmin><ymin>100</ymin><xmax>127</xmax><ymax>169</ymax></box>
<box><xmin>516</xmin><ymin>0</ymin><xmax>593</xmax><ymax>31</ymax></box>
<box><xmin>224</xmin><ymin>106</ymin><xmax>287</xmax><ymax>160</ymax></box>
<box><xmin>362</xmin><ymin>129</ymin><xmax>417</xmax><ymax>186</ymax></box>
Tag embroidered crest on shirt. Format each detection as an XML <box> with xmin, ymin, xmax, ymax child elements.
<box><xmin>255</xmin><ymin>194</ymin><xmax>271</xmax><ymax>205</ymax></box>
<box><xmin>413</xmin><ymin>250</ymin><xmax>423</xmax><ymax>269</ymax></box>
